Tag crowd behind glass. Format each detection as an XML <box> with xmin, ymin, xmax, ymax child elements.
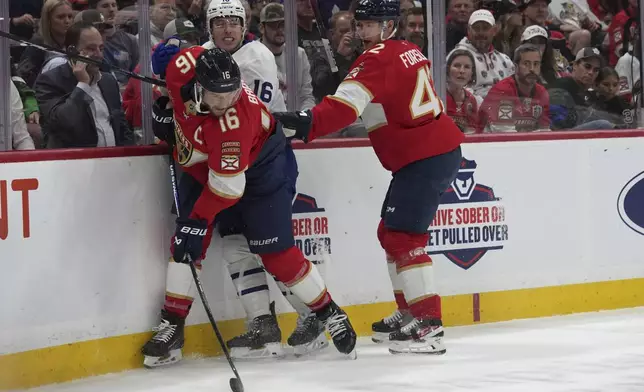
<box><xmin>3</xmin><ymin>0</ymin><xmax>642</xmax><ymax>150</ymax></box>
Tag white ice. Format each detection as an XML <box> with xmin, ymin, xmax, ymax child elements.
<box><xmin>27</xmin><ymin>307</ymin><xmax>644</xmax><ymax>392</ymax></box>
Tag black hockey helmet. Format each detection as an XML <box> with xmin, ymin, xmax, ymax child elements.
<box><xmin>195</xmin><ymin>47</ymin><xmax>241</xmax><ymax>93</ymax></box>
<box><xmin>354</xmin><ymin>0</ymin><xmax>400</xmax><ymax>21</ymax></box>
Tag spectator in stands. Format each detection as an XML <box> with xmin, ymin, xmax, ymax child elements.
<box><xmin>240</xmin><ymin>0</ymin><xmax>260</xmax><ymax>41</ymax></box>
<box><xmin>399</xmin><ymin>7</ymin><xmax>425</xmax><ymax>54</ymax></box>
<box><xmin>328</xmin><ymin>11</ymin><xmax>362</xmax><ymax>82</ymax></box>
<box><xmin>478</xmin><ymin>44</ymin><xmax>550</xmax><ymax>132</ymax></box>
<box><xmin>519</xmin><ymin>0</ymin><xmax>572</xmax><ymax>61</ymax></box>
<box><xmin>69</xmin><ymin>0</ymin><xmax>89</xmax><ymax>12</ymax></box>
<box><xmin>606</xmin><ymin>0</ymin><xmax>638</xmax><ymax>67</ymax></box>
<box><xmin>320</xmin><ymin>10</ymin><xmax>367</xmax><ymax>136</ymax></box>
<box><xmin>548</xmin><ymin>47</ymin><xmax>616</xmax><ymax>130</ymax></box>
<box><xmin>593</xmin><ymin>67</ymin><xmax>634</xmax><ymax>126</ymax></box>
<box><xmin>448</xmin><ymin>9</ymin><xmax>515</xmax><ymax>104</ymax></box>
<box><xmin>140</xmin><ymin>0</ymin><xmax>178</xmax><ymax>46</ymax></box>
<box><xmin>615</xmin><ymin>25</ymin><xmax>640</xmax><ymax>103</ymax></box>
<box><xmin>259</xmin><ymin>3</ymin><xmax>316</xmax><ymax>111</ymax></box>
<box><xmin>123</xmin><ymin>17</ymin><xmax>200</xmax><ymax>130</ymax></box>
<box><xmin>297</xmin><ymin>0</ymin><xmax>334</xmax><ymax>101</ymax></box>
<box><xmin>11</xmin><ymin>71</ymin><xmax>41</xmax><ymax>126</ymax></box>
<box><xmin>40</xmin><ymin>10</ymin><xmax>113</xmax><ymax>74</ymax></box>
<box><xmin>34</xmin><ymin>22</ymin><xmax>132</xmax><ymax>148</ymax></box>
<box><xmin>114</xmin><ymin>3</ymin><xmax>138</xmax><ymax>35</ymax></box>
<box><xmin>248</xmin><ymin>0</ymin><xmax>272</xmax><ymax>37</ymax></box>
<box><xmin>549</xmin><ymin>0</ymin><xmax>603</xmax><ymax>56</ymax></box>
<box><xmin>11</xmin><ymin>69</ymin><xmax>43</xmax><ymax>147</ymax></box>
<box><xmin>10</xmin><ymin>80</ymin><xmax>37</xmax><ymax>150</ymax></box>
<box><xmin>520</xmin><ymin>25</ymin><xmax>568</xmax><ymax>86</ymax></box>
<box><xmin>174</xmin><ymin>0</ymin><xmax>208</xmax><ymax>42</ymax></box>
<box><xmin>446</xmin><ymin>0</ymin><xmax>475</xmax><ymax>52</ymax></box>
<box><xmin>446</xmin><ymin>50</ymin><xmax>479</xmax><ymax>134</ymax></box>
<box><xmin>587</xmin><ymin>0</ymin><xmax>622</xmax><ymax>24</ymax></box>
<box><xmin>17</xmin><ymin>0</ymin><xmax>74</xmax><ymax>87</ymax></box>
<box><xmin>400</xmin><ymin>0</ymin><xmax>416</xmax><ymax>13</ymax></box>
<box><xmin>88</xmin><ymin>0</ymin><xmax>139</xmax><ymax>85</ymax></box>
<box><xmin>9</xmin><ymin>0</ymin><xmax>43</xmax><ymax>61</ymax></box>
<box><xmin>490</xmin><ymin>0</ymin><xmax>523</xmax><ymax>57</ymax></box>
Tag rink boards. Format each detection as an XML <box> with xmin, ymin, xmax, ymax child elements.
<box><xmin>1</xmin><ymin>133</ymin><xmax>644</xmax><ymax>390</ymax></box>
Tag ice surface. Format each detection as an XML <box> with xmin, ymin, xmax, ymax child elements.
<box><xmin>27</xmin><ymin>308</ymin><xmax>644</xmax><ymax>392</ymax></box>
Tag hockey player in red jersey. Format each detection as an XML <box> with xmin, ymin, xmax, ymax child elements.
<box><xmin>274</xmin><ymin>0</ymin><xmax>464</xmax><ymax>355</ymax></box>
<box><xmin>141</xmin><ymin>46</ymin><xmax>356</xmax><ymax>367</ymax></box>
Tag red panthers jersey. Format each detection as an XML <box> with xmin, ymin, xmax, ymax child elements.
<box><xmin>477</xmin><ymin>76</ymin><xmax>550</xmax><ymax>133</ymax></box>
<box><xmin>446</xmin><ymin>89</ymin><xmax>479</xmax><ymax>134</ymax></box>
<box><xmin>308</xmin><ymin>40</ymin><xmax>464</xmax><ymax>173</ymax></box>
<box><xmin>165</xmin><ymin>46</ymin><xmax>275</xmax><ymax>222</ymax></box>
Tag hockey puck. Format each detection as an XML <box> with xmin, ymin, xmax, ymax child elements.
<box><xmin>229</xmin><ymin>377</ymin><xmax>244</xmax><ymax>392</ymax></box>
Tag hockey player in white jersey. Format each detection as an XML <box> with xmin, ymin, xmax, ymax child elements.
<box><xmin>148</xmin><ymin>0</ymin><xmax>326</xmax><ymax>362</ymax></box>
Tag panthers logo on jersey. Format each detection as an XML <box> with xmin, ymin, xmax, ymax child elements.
<box><xmin>175</xmin><ymin>122</ymin><xmax>193</xmax><ymax>166</ymax></box>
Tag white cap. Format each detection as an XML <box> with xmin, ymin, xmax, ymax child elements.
<box><xmin>521</xmin><ymin>25</ymin><xmax>548</xmax><ymax>42</ymax></box>
<box><xmin>468</xmin><ymin>10</ymin><xmax>495</xmax><ymax>26</ymax></box>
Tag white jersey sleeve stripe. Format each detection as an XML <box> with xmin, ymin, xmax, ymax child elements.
<box><xmin>332</xmin><ymin>80</ymin><xmax>374</xmax><ymax>117</ymax></box>
<box><xmin>208</xmin><ymin>168</ymin><xmax>247</xmax><ymax>199</ymax></box>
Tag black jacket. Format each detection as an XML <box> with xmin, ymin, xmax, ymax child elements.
<box><xmin>34</xmin><ymin>63</ymin><xmax>133</xmax><ymax>148</ymax></box>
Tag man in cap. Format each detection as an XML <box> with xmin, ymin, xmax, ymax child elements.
<box><xmin>163</xmin><ymin>17</ymin><xmax>201</xmax><ymax>47</ymax></box>
<box><xmin>448</xmin><ymin>9</ymin><xmax>515</xmax><ymax>103</ymax></box>
<box><xmin>259</xmin><ymin>3</ymin><xmax>316</xmax><ymax>111</ymax></box>
<box><xmin>548</xmin><ymin>47</ymin><xmax>617</xmax><ymax>129</ymax></box>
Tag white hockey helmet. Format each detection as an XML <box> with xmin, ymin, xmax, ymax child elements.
<box><xmin>207</xmin><ymin>0</ymin><xmax>247</xmax><ymax>33</ymax></box>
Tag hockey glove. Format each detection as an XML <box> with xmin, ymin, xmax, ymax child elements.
<box><xmin>172</xmin><ymin>217</ymin><xmax>208</xmax><ymax>263</ymax></box>
<box><xmin>152</xmin><ymin>96</ymin><xmax>175</xmax><ymax>146</ymax></box>
<box><xmin>273</xmin><ymin>110</ymin><xmax>313</xmax><ymax>142</ymax></box>
<box><xmin>152</xmin><ymin>36</ymin><xmax>181</xmax><ymax>79</ymax></box>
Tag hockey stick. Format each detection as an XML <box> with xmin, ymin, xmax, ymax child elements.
<box><xmin>167</xmin><ymin>155</ymin><xmax>244</xmax><ymax>392</ymax></box>
<box><xmin>0</xmin><ymin>29</ymin><xmax>166</xmax><ymax>87</ymax></box>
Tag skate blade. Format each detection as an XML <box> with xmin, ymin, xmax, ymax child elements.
<box><xmin>230</xmin><ymin>342</ymin><xmax>284</xmax><ymax>360</ymax></box>
<box><xmin>143</xmin><ymin>349</ymin><xmax>182</xmax><ymax>368</ymax></box>
<box><xmin>388</xmin><ymin>338</ymin><xmax>446</xmax><ymax>355</ymax></box>
<box><xmin>292</xmin><ymin>333</ymin><xmax>329</xmax><ymax>357</ymax></box>
<box><xmin>371</xmin><ymin>331</ymin><xmax>391</xmax><ymax>344</ymax></box>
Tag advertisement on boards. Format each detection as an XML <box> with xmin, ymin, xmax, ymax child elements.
<box><xmin>292</xmin><ymin>193</ymin><xmax>332</xmax><ymax>265</ymax></box>
<box><xmin>617</xmin><ymin>171</ymin><xmax>644</xmax><ymax>236</ymax></box>
<box><xmin>427</xmin><ymin>158</ymin><xmax>509</xmax><ymax>270</ymax></box>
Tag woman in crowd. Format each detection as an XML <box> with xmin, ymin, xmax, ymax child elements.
<box><xmin>493</xmin><ymin>7</ymin><xmax>523</xmax><ymax>57</ymax></box>
<box><xmin>17</xmin><ymin>0</ymin><xmax>74</xmax><ymax>87</ymax></box>
<box><xmin>520</xmin><ymin>25</ymin><xmax>569</xmax><ymax>87</ymax></box>
<box><xmin>593</xmin><ymin>67</ymin><xmax>634</xmax><ymax>127</ymax></box>
<box><xmin>446</xmin><ymin>49</ymin><xmax>479</xmax><ymax>134</ymax></box>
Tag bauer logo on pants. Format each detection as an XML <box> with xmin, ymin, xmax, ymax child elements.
<box><xmin>617</xmin><ymin>171</ymin><xmax>644</xmax><ymax>236</ymax></box>
<box><xmin>426</xmin><ymin>158</ymin><xmax>509</xmax><ymax>270</ymax></box>
<box><xmin>292</xmin><ymin>193</ymin><xmax>331</xmax><ymax>265</ymax></box>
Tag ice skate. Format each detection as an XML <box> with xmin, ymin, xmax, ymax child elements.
<box><xmin>142</xmin><ymin>310</ymin><xmax>185</xmax><ymax>368</ymax></box>
<box><xmin>287</xmin><ymin>314</ymin><xmax>329</xmax><ymax>356</ymax></box>
<box><xmin>316</xmin><ymin>301</ymin><xmax>357</xmax><ymax>358</ymax></box>
<box><xmin>226</xmin><ymin>306</ymin><xmax>284</xmax><ymax>359</ymax></box>
<box><xmin>371</xmin><ymin>309</ymin><xmax>415</xmax><ymax>344</ymax></box>
<box><xmin>388</xmin><ymin>318</ymin><xmax>446</xmax><ymax>355</ymax></box>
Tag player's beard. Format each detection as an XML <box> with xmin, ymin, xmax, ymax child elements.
<box><xmin>202</xmin><ymin>89</ymin><xmax>242</xmax><ymax>117</ymax></box>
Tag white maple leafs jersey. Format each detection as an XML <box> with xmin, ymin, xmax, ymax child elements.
<box><xmin>203</xmin><ymin>40</ymin><xmax>287</xmax><ymax>112</ymax></box>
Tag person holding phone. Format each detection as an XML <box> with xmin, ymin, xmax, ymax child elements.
<box><xmin>34</xmin><ymin>21</ymin><xmax>132</xmax><ymax>148</ymax></box>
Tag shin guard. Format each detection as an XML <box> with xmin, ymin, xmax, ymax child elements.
<box><xmin>261</xmin><ymin>247</ymin><xmax>331</xmax><ymax>312</ymax></box>
<box><xmin>381</xmin><ymin>228</ymin><xmax>442</xmax><ymax>320</ymax></box>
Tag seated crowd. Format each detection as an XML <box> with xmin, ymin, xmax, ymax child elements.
<box><xmin>4</xmin><ymin>0</ymin><xmax>642</xmax><ymax>150</ymax></box>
